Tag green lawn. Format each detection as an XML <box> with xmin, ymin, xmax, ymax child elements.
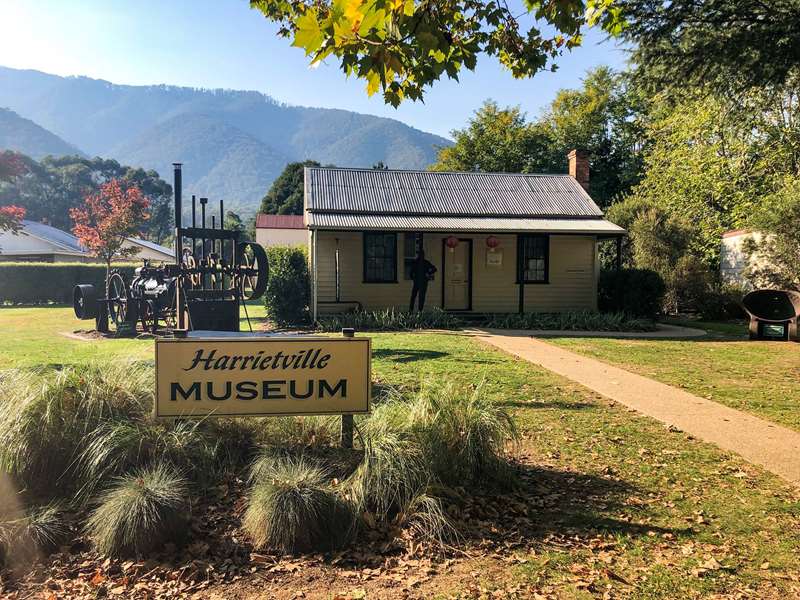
<box><xmin>2</xmin><ymin>309</ymin><xmax>800</xmax><ymax>598</ymax></box>
<box><xmin>547</xmin><ymin>324</ymin><xmax>800</xmax><ymax>431</ymax></box>
<box><xmin>0</xmin><ymin>303</ymin><xmax>268</xmax><ymax>369</ymax></box>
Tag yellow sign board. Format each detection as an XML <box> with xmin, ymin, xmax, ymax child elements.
<box><xmin>154</xmin><ymin>336</ymin><xmax>371</xmax><ymax>418</ymax></box>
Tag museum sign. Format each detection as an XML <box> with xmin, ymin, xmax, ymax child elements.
<box><xmin>155</xmin><ymin>336</ymin><xmax>371</xmax><ymax>418</ymax></box>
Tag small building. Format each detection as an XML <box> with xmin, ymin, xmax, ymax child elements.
<box><xmin>0</xmin><ymin>220</ymin><xmax>174</xmax><ymax>262</ymax></box>
<box><xmin>255</xmin><ymin>214</ymin><xmax>307</xmax><ymax>248</ymax></box>
<box><xmin>720</xmin><ymin>229</ymin><xmax>769</xmax><ymax>287</ymax></box>
<box><xmin>0</xmin><ymin>220</ymin><xmax>89</xmax><ymax>262</ymax></box>
<box><xmin>305</xmin><ymin>151</ymin><xmax>625</xmax><ymax>319</ymax></box>
<box><xmin>123</xmin><ymin>237</ymin><xmax>175</xmax><ymax>262</ymax></box>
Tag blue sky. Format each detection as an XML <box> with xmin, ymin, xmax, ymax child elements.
<box><xmin>0</xmin><ymin>0</ymin><xmax>628</xmax><ymax>139</ymax></box>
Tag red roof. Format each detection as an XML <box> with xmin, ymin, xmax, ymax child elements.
<box><xmin>255</xmin><ymin>214</ymin><xmax>305</xmax><ymax>229</ymax></box>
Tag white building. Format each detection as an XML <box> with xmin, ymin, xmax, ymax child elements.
<box><xmin>0</xmin><ymin>220</ymin><xmax>174</xmax><ymax>262</ymax></box>
<box><xmin>255</xmin><ymin>214</ymin><xmax>307</xmax><ymax>248</ymax></box>
<box><xmin>720</xmin><ymin>229</ymin><xmax>768</xmax><ymax>287</ymax></box>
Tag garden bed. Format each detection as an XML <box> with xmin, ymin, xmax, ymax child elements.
<box><xmin>316</xmin><ymin>308</ymin><xmax>656</xmax><ymax>333</ymax></box>
<box><xmin>1</xmin><ymin>311</ymin><xmax>800</xmax><ymax>598</ymax></box>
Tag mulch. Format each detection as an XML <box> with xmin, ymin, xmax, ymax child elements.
<box><xmin>0</xmin><ymin>448</ymin><xmax>640</xmax><ymax>600</ymax></box>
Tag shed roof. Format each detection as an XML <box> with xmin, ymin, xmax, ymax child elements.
<box><xmin>305</xmin><ymin>213</ymin><xmax>624</xmax><ymax>235</ymax></box>
<box><xmin>128</xmin><ymin>237</ymin><xmax>174</xmax><ymax>257</ymax></box>
<box><xmin>304</xmin><ymin>167</ymin><xmax>604</xmax><ymax>218</ymax></box>
<box><xmin>255</xmin><ymin>214</ymin><xmax>305</xmax><ymax>229</ymax></box>
<box><xmin>20</xmin><ymin>220</ymin><xmax>85</xmax><ymax>253</ymax></box>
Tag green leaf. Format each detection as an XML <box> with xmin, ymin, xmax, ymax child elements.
<box><xmin>291</xmin><ymin>9</ymin><xmax>325</xmax><ymax>54</ymax></box>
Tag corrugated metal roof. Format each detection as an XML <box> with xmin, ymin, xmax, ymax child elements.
<box><xmin>127</xmin><ymin>237</ymin><xmax>174</xmax><ymax>256</ymax></box>
<box><xmin>22</xmin><ymin>220</ymin><xmax>85</xmax><ymax>253</ymax></box>
<box><xmin>255</xmin><ymin>214</ymin><xmax>305</xmax><ymax>229</ymax></box>
<box><xmin>306</xmin><ymin>213</ymin><xmax>624</xmax><ymax>234</ymax></box>
<box><xmin>305</xmin><ymin>167</ymin><xmax>603</xmax><ymax>217</ymax></box>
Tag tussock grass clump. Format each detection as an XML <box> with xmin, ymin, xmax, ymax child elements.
<box><xmin>85</xmin><ymin>463</ymin><xmax>189</xmax><ymax>558</ymax></box>
<box><xmin>244</xmin><ymin>455</ymin><xmax>355</xmax><ymax>553</ymax></box>
<box><xmin>0</xmin><ymin>504</ymin><xmax>67</xmax><ymax>568</ymax></box>
<box><xmin>348</xmin><ymin>407</ymin><xmax>429</xmax><ymax>515</ymax></box>
<box><xmin>411</xmin><ymin>380</ymin><xmax>518</xmax><ymax>487</ymax></box>
<box><xmin>358</xmin><ymin>380</ymin><xmax>517</xmax><ymax>490</ymax></box>
<box><xmin>78</xmin><ymin>419</ymin><xmax>219</xmax><ymax>500</ymax></box>
<box><xmin>483</xmin><ymin>310</ymin><xmax>656</xmax><ymax>332</ymax></box>
<box><xmin>396</xmin><ymin>493</ymin><xmax>456</xmax><ymax>550</ymax></box>
<box><xmin>0</xmin><ymin>363</ymin><xmax>151</xmax><ymax>497</ymax></box>
<box><xmin>259</xmin><ymin>415</ymin><xmax>341</xmax><ymax>448</ymax></box>
<box><xmin>317</xmin><ymin>308</ymin><xmax>463</xmax><ymax>332</ymax></box>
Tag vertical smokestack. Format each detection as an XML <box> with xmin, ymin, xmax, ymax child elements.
<box><xmin>567</xmin><ymin>150</ymin><xmax>589</xmax><ymax>192</ymax></box>
<box><xmin>173</xmin><ymin>163</ymin><xmax>182</xmax><ymax>229</ymax></box>
<box><xmin>173</xmin><ymin>163</ymin><xmax>182</xmax><ymax>263</ymax></box>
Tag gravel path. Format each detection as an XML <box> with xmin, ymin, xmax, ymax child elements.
<box><xmin>476</xmin><ymin>330</ymin><xmax>800</xmax><ymax>485</ymax></box>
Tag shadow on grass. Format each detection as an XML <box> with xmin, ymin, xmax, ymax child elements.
<box><xmin>459</xmin><ymin>464</ymin><xmax>687</xmax><ymax>545</ymax></box>
<box><xmin>499</xmin><ymin>400</ymin><xmax>593</xmax><ymax>410</ymax></box>
<box><xmin>373</xmin><ymin>348</ymin><xmax>449</xmax><ymax>363</ymax></box>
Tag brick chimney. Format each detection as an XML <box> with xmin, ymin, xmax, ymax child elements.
<box><xmin>567</xmin><ymin>149</ymin><xmax>589</xmax><ymax>192</ymax></box>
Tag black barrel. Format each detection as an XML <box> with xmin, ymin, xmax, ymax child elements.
<box><xmin>73</xmin><ymin>284</ymin><xmax>97</xmax><ymax>320</ymax></box>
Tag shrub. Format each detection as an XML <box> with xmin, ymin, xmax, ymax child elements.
<box><xmin>348</xmin><ymin>415</ymin><xmax>430</xmax><ymax>516</ymax></box>
<box><xmin>410</xmin><ymin>380</ymin><xmax>518</xmax><ymax>487</ymax></box>
<box><xmin>0</xmin><ymin>363</ymin><xmax>151</xmax><ymax>498</ymax></box>
<box><xmin>396</xmin><ymin>493</ymin><xmax>456</xmax><ymax>550</ymax></box>
<box><xmin>0</xmin><ymin>262</ymin><xmax>136</xmax><ymax>304</ymax></box>
<box><xmin>259</xmin><ymin>415</ymin><xmax>341</xmax><ymax>448</ymax></box>
<box><xmin>598</xmin><ymin>268</ymin><xmax>666</xmax><ymax>318</ymax></box>
<box><xmin>263</xmin><ymin>246</ymin><xmax>310</xmax><ymax>327</ymax></box>
<box><xmin>243</xmin><ymin>455</ymin><xmax>354</xmax><ymax>553</ymax></box>
<box><xmin>85</xmin><ymin>463</ymin><xmax>189</xmax><ymax>558</ymax></box>
<box><xmin>696</xmin><ymin>283</ymin><xmax>747</xmax><ymax>321</ymax></box>
<box><xmin>0</xmin><ymin>504</ymin><xmax>67</xmax><ymax>569</ymax></box>
<box><xmin>354</xmin><ymin>380</ymin><xmax>518</xmax><ymax>491</ymax></box>
<box><xmin>77</xmin><ymin>419</ymin><xmax>219</xmax><ymax>500</ymax></box>
<box><xmin>317</xmin><ymin>307</ymin><xmax>463</xmax><ymax>332</ymax></box>
<box><xmin>483</xmin><ymin>310</ymin><xmax>656</xmax><ymax>332</ymax></box>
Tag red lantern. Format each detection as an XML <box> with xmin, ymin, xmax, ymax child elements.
<box><xmin>486</xmin><ymin>235</ymin><xmax>500</xmax><ymax>250</ymax></box>
<box><xmin>445</xmin><ymin>236</ymin><xmax>459</xmax><ymax>249</ymax></box>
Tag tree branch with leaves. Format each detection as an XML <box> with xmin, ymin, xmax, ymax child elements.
<box><xmin>70</xmin><ymin>179</ymin><xmax>150</xmax><ymax>286</ymax></box>
<box><xmin>0</xmin><ymin>150</ymin><xmax>28</xmax><ymax>234</ymax></box>
<box><xmin>249</xmin><ymin>0</ymin><xmax>623</xmax><ymax>106</ymax></box>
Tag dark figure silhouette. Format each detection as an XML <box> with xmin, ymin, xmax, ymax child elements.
<box><xmin>409</xmin><ymin>250</ymin><xmax>437</xmax><ymax>312</ymax></box>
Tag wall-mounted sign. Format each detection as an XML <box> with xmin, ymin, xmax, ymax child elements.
<box><xmin>486</xmin><ymin>249</ymin><xmax>503</xmax><ymax>267</ymax></box>
<box><xmin>155</xmin><ymin>337</ymin><xmax>371</xmax><ymax>418</ymax></box>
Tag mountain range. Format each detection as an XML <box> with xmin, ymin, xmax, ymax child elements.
<box><xmin>0</xmin><ymin>107</ymin><xmax>83</xmax><ymax>159</ymax></box>
<box><xmin>0</xmin><ymin>66</ymin><xmax>450</xmax><ymax>214</ymax></box>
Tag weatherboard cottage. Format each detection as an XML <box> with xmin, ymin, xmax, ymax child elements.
<box><xmin>305</xmin><ymin>151</ymin><xmax>624</xmax><ymax>320</ymax></box>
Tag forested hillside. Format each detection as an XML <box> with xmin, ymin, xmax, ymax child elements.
<box><xmin>0</xmin><ymin>66</ymin><xmax>449</xmax><ymax>214</ymax></box>
<box><xmin>0</xmin><ymin>108</ymin><xmax>83</xmax><ymax>160</ymax></box>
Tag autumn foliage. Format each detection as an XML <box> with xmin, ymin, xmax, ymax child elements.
<box><xmin>70</xmin><ymin>178</ymin><xmax>150</xmax><ymax>268</ymax></box>
<box><xmin>0</xmin><ymin>205</ymin><xmax>26</xmax><ymax>233</ymax></box>
<box><xmin>0</xmin><ymin>151</ymin><xmax>28</xmax><ymax>233</ymax></box>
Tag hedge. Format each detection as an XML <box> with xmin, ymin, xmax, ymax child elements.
<box><xmin>262</xmin><ymin>247</ymin><xmax>310</xmax><ymax>326</ymax></box>
<box><xmin>598</xmin><ymin>268</ymin><xmax>666</xmax><ymax>318</ymax></box>
<box><xmin>0</xmin><ymin>262</ymin><xmax>137</xmax><ymax>304</ymax></box>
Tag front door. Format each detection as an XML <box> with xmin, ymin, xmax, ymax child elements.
<box><xmin>443</xmin><ymin>239</ymin><xmax>472</xmax><ymax>310</ymax></box>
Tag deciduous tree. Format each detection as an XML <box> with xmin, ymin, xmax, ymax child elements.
<box><xmin>0</xmin><ymin>155</ymin><xmax>172</xmax><ymax>242</ymax></box>
<box><xmin>70</xmin><ymin>179</ymin><xmax>150</xmax><ymax>284</ymax></box>
<box><xmin>618</xmin><ymin>0</ymin><xmax>800</xmax><ymax>95</ymax></box>
<box><xmin>744</xmin><ymin>178</ymin><xmax>800</xmax><ymax>291</ymax></box>
<box><xmin>259</xmin><ymin>160</ymin><xmax>321</xmax><ymax>215</ymax></box>
<box><xmin>432</xmin><ymin>68</ymin><xmax>644</xmax><ymax>206</ymax></box>
<box><xmin>249</xmin><ymin>0</ymin><xmax>624</xmax><ymax>106</ymax></box>
<box><xmin>624</xmin><ymin>80</ymin><xmax>800</xmax><ymax>266</ymax></box>
<box><xmin>0</xmin><ymin>151</ymin><xmax>28</xmax><ymax>233</ymax></box>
